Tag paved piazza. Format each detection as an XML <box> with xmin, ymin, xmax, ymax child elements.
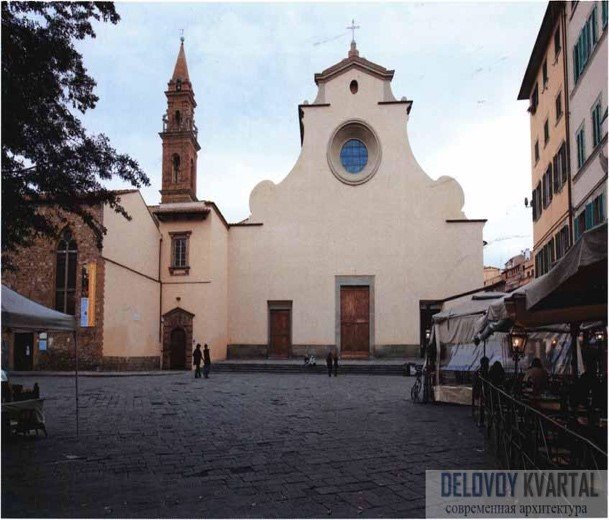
<box><xmin>2</xmin><ymin>373</ymin><xmax>494</xmax><ymax>518</ymax></box>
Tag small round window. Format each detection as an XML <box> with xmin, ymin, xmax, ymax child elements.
<box><xmin>340</xmin><ymin>139</ymin><xmax>368</xmax><ymax>174</ymax></box>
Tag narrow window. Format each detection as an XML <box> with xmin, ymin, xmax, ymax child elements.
<box><xmin>555</xmin><ymin>91</ymin><xmax>563</xmax><ymax>122</ymax></box>
<box><xmin>576</xmin><ymin>124</ymin><xmax>586</xmax><ymax>169</ymax></box>
<box><xmin>603</xmin><ymin>0</ymin><xmax>608</xmax><ymax>29</ymax></box>
<box><xmin>534</xmin><ymin>140</ymin><xmax>540</xmax><ymax>163</ymax></box>
<box><xmin>55</xmin><ymin>228</ymin><xmax>78</xmax><ymax>315</ymax></box>
<box><xmin>531</xmin><ymin>190</ymin><xmax>537</xmax><ymax>221</ymax></box>
<box><xmin>536</xmin><ymin>183</ymin><xmax>543</xmax><ymax>218</ymax></box>
<box><xmin>591</xmin><ymin>97</ymin><xmax>602</xmax><ymax>147</ymax></box>
<box><xmin>171</xmin><ymin>236</ymin><xmax>189</xmax><ymax>268</ymax></box>
<box><xmin>554</xmin><ymin>27</ymin><xmax>561</xmax><ymax>58</ymax></box>
<box><xmin>175</xmin><ymin>110</ymin><xmax>182</xmax><ymax>129</ymax></box>
<box><xmin>542</xmin><ymin>59</ymin><xmax>548</xmax><ymax>88</ymax></box>
<box><xmin>544</xmin><ymin>119</ymin><xmax>550</xmax><ymax>145</ymax></box>
<box><xmin>172</xmin><ymin>154</ymin><xmax>181</xmax><ymax>183</ymax></box>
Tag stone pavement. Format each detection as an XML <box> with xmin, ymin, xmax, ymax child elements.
<box><xmin>2</xmin><ymin>372</ymin><xmax>495</xmax><ymax>518</ymax></box>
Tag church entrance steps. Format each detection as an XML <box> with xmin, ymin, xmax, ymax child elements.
<box><xmin>212</xmin><ymin>358</ymin><xmax>421</xmax><ymax>376</ymax></box>
<box><xmin>9</xmin><ymin>359</ymin><xmax>423</xmax><ymax>377</ymax></box>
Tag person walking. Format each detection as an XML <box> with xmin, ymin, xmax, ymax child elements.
<box><xmin>332</xmin><ymin>351</ymin><xmax>339</xmax><ymax>377</ymax></box>
<box><xmin>203</xmin><ymin>344</ymin><xmax>211</xmax><ymax>379</ymax></box>
<box><xmin>326</xmin><ymin>351</ymin><xmax>333</xmax><ymax>377</ymax></box>
<box><xmin>193</xmin><ymin>344</ymin><xmax>202</xmax><ymax>379</ymax></box>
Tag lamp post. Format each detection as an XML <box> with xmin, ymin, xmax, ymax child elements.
<box><xmin>508</xmin><ymin>326</ymin><xmax>528</xmax><ymax>379</ymax></box>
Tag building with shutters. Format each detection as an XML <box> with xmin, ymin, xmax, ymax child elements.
<box><xmin>3</xmin><ymin>38</ymin><xmax>485</xmax><ymax>369</ymax></box>
<box><xmin>518</xmin><ymin>1</ymin><xmax>572</xmax><ymax>279</ymax></box>
<box><xmin>567</xmin><ymin>0</ymin><xmax>608</xmax><ymax>241</ymax></box>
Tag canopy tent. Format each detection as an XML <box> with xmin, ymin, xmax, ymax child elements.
<box><xmin>430</xmin><ymin>292</ymin><xmax>577</xmax><ymax>405</ymax></box>
<box><xmin>479</xmin><ymin>223</ymin><xmax>607</xmax><ymax>330</ymax></box>
<box><xmin>2</xmin><ymin>285</ymin><xmax>80</xmax><ymax>437</ymax></box>
<box><xmin>2</xmin><ymin>285</ymin><xmax>77</xmax><ymax>332</ymax></box>
<box><xmin>430</xmin><ymin>291</ymin><xmax>508</xmax><ymax>404</ymax></box>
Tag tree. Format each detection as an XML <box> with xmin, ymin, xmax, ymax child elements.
<box><xmin>1</xmin><ymin>2</ymin><xmax>150</xmax><ymax>267</ymax></box>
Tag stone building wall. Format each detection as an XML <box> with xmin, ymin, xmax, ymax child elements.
<box><xmin>3</xmin><ymin>206</ymin><xmax>105</xmax><ymax>370</ymax></box>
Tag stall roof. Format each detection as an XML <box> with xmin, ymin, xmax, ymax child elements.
<box><xmin>433</xmin><ymin>291</ymin><xmax>506</xmax><ymax>322</ymax></box>
<box><xmin>1</xmin><ymin>285</ymin><xmax>77</xmax><ymax>332</ymax></box>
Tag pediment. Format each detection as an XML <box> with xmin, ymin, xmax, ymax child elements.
<box><xmin>314</xmin><ymin>54</ymin><xmax>394</xmax><ymax>85</ymax></box>
<box><xmin>162</xmin><ymin>306</ymin><xmax>195</xmax><ymax>319</ymax></box>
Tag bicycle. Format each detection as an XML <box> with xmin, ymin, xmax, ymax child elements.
<box><xmin>410</xmin><ymin>364</ymin><xmax>423</xmax><ymax>403</ymax></box>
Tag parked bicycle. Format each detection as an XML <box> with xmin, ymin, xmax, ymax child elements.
<box><xmin>411</xmin><ymin>364</ymin><xmax>434</xmax><ymax>403</ymax></box>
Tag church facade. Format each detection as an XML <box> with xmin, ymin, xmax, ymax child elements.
<box><xmin>3</xmin><ymin>40</ymin><xmax>485</xmax><ymax>370</ymax></box>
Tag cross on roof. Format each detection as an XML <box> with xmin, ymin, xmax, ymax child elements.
<box><xmin>180</xmin><ymin>28</ymin><xmax>184</xmax><ymax>43</ymax></box>
<box><xmin>347</xmin><ymin>19</ymin><xmax>360</xmax><ymax>43</ymax></box>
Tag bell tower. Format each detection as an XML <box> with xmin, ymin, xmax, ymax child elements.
<box><xmin>160</xmin><ymin>38</ymin><xmax>200</xmax><ymax>204</ymax></box>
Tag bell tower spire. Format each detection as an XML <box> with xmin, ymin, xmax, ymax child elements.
<box><xmin>159</xmin><ymin>38</ymin><xmax>200</xmax><ymax>204</ymax></box>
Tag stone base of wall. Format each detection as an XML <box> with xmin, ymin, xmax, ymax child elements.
<box><xmin>227</xmin><ymin>344</ymin><xmax>421</xmax><ymax>359</ymax></box>
<box><xmin>373</xmin><ymin>344</ymin><xmax>421</xmax><ymax>358</ymax></box>
<box><xmin>291</xmin><ymin>345</ymin><xmax>336</xmax><ymax>358</ymax></box>
<box><xmin>101</xmin><ymin>356</ymin><xmax>161</xmax><ymax>371</ymax></box>
<box><xmin>227</xmin><ymin>344</ymin><xmax>267</xmax><ymax>359</ymax></box>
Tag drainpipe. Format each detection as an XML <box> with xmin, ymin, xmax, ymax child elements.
<box><xmin>158</xmin><ymin>236</ymin><xmax>163</xmax><ymax>369</ymax></box>
<box><xmin>562</xmin><ymin>6</ymin><xmax>574</xmax><ymax>244</ymax></box>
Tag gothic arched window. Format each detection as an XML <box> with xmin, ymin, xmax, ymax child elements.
<box><xmin>172</xmin><ymin>154</ymin><xmax>181</xmax><ymax>183</ymax></box>
<box><xmin>190</xmin><ymin>158</ymin><xmax>195</xmax><ymax>188</ymax></box>
<box><xmin>55</xmin><ymin>228</ymin><xmax>78</xmax><ymax>315</ymax></box>
<box><xmin>175</xmin><ymin>110</ymin><xmax>181</xmax><ymax>129</ymax></box>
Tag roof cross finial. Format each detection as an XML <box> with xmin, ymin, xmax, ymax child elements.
<box><xmin>347</xmin><ymin>19</ymin><xmax>360</xmax><ymax>43</ymax></box>
<box><xmin>180</xmin><ymin>28</ymin><xmax>184</xmax><ymax>43</ymax></box>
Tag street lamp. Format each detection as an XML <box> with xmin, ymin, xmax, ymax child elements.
<box><xmin>508</xmin><ymin>326</ymin><xmax>528</xmax><ymax>378</ymax></box>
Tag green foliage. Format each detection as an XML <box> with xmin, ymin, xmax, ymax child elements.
<box><xmin>1</xmin><ymin>2</ymin><xmax>150</xmax><ymax>266</ymax></box>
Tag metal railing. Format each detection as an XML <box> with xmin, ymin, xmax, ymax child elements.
<box><xmin>476</xmin><ymin>376</ymin><xmax>607</xmax><ymax>470</ymax></box>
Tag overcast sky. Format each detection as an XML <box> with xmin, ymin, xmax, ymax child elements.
<box><xmin>77</xmin><ymin>1</ymin><xmax>547</xmax><ymax>268</ymax></box>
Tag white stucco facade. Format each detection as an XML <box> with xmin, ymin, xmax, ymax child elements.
<box><xmin>96</xmin><ymin>43</ymin><xmax>485</xmax><ymax>366</ymax></box>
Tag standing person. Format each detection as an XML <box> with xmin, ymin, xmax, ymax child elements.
<box><xmin>193</xmin><ymin>344</ymin><xmax>202</xmax><ymax>379</ymax></box>
<box><xmin>203</xmin><ymin>344</ymin><xmax>211</xmax><ymax>379</ymax></box>
<box><xmin>333</xmin><ymin>351</ymin><xmax>339</xmax><ymax>377</ymax></box>
<box><xmin>326</xmin><ymin>351</ymin><xmax>333</xmax><ymax>377</ymax></box>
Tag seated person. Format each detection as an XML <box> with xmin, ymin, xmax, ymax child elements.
<box><xmin>488</xmin><ymin>361</ymin><xmax>505</xmax><ymax>388</ymax></box>
<box><xmin>524</xmin><ymin>358</ymin><xmax>548</xmax><ymax>396</ymax></box>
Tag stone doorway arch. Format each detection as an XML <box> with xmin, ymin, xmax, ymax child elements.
<box><xmin>162</xmin><ymin>307</ymin><xmax>194</xmax><ymax>370</ymax></box>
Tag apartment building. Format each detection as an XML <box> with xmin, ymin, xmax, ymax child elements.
<box><xmin>567</xmin><ymin>0</ymin><xmax>608</xmax><ymax>240</ymax></box>
<box><xmin>519</xmin><ymin>2</ymin><xmax>572</xmax><ymax>278</ymax></box>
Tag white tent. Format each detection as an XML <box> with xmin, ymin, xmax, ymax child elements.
<box><xmin>2</xmin><ymin>285</ymin><xmax>80</xmax><ymax>436</ymax></box>
<box><xmin>2</xmin><ymin>285</ymin><xmax>76</xmax><ymax>331</ymax></box>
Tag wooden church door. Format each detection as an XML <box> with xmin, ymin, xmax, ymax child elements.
<box><xmin>269</xmin><ymin>309</ymin><xmax>291</xmax><ymax>358</ymax></box>
<box><xmin>340</xmin><ymin>286</ymin><xmax>370</xmax><ymax>357</ymax></box>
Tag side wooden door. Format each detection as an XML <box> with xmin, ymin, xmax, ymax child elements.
<box><xmin>269</xmin><ymin>309</ymin><xmax>291</xmax><ymax>358</ymax></box>
<box><xmin>14</xmin><ymin>333</ymin><xmax>34</xmax><ymax>371</ymax></box>
<box><xmin>170</xmin><ymin>328</ymin><xmax>186</xmax><ymax>369</ymax></box>
<box><xmin>340</xmin><ymin>286</ymin><xmax>370</xmax><ymax>357</ymax></box>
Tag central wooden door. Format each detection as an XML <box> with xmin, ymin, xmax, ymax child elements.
<box><xmin>269</xmin><ymin>309</ymin><xmax>291</xmax><ymax>358</ymax></box>
<box><xmin>340</xmin><ymin>286</ymin><xmax>370</xmax><ymax>357</ymax></box>
<box><xmin>169</xmin><ymin>328</ymin><xmax>186</xmax><ymax>369</ymax></box>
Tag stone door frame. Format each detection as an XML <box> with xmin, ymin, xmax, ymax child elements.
<box><xmin>162</xmin><ymin>307</ymin><xmax>195</xmax><ymax>370</ymax></box>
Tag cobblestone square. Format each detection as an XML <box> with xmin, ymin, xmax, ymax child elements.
<box><xmin>2</xmin><ymin>373</ymin><xmax>494</xmax><ymax>518</ymax></box>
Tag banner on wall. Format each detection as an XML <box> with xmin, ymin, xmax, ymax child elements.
<box><xmin>80</xmin><ymin>262</ymin><xmax>96</xmax><ymax>327</ymax></box>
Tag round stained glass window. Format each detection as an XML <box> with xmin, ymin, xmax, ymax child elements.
<box><xmin>340</xmin><ymin>139</ymin><xmax>368</xmax><ymax>174</ymax></box>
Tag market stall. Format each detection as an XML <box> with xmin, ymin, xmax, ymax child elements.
<box><xmin>1</xmin><ymin>285</ymin><xmax>79</xmax><ymax>436</ymax></box>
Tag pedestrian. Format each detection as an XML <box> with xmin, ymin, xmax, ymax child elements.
<box><xmin>203</xmin><ymin>344</ymin><xmax>211</xmax><ymax>379</ymax></box>
<box><xmin>326</xmin><ymin>351</ymin><xmax>333</xmax><ymax>377</ymax></box>
<box><xmin>193</xmin><ymin>343</ymin><xmax>202</xmax><ymax>378</ymax></box>
<box><xmin>332</xmin><ymin>350</ymin><xmax>339</xmax><ymax>377</ymax></box>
